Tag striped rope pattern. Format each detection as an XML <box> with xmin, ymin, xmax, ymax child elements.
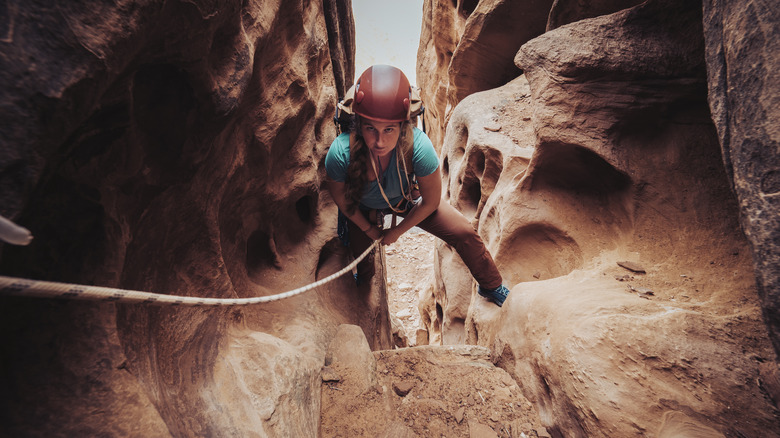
<box><xmin>0</xmin><ymin>241</ymin><xmax>379</xmax><ymax>306</ymax></box>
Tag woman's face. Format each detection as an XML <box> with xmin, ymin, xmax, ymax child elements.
<box><xmin>360</xmin><ymin>118</ymin><xmax>401</xmax><ymax>159</ymax></box>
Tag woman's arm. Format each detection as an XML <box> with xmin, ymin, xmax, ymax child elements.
<box><xmin>325</xmin><ymin>179</ymin><xmax>383</xmax><ymax>241</ymax></box>
<box><xmin>381</xmin><ymin>168</ymin><xmax>442</xmax><ymax>245</ymax></box>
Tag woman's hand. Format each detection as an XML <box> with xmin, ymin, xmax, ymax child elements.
<box><xmin>364</xmin><ymin>226</ymin><xmax>383</xmax><ymax>242</ymax></box>
<box><xmin>379</xmin><ymin>226</ymin><xmax>404</xmax><ymax>245</ymax></box>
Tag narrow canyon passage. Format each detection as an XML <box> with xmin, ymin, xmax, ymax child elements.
<box><xmin>385</xmin><ymin>229</ymin><xmax>436</xmax><ymax>345</ymax></box>
<box><xmin>1</xmin><ymin>0</ymin><xmax>778</xmax><ymax>437</ymax></box>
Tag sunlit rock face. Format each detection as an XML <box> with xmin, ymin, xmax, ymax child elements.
<box><xmin>416</xmin><ymin>0</ymin><xmax>553</xmax><ymax>151</ymax></box>
<box><xmin>426</xmin><ymin>75</ymin><xmax>536</xmax><ymax>345</ymax></box>
<box><xmin>420</xmin><ymin>0</ymin><xmax>780</xmax><ymax>435</ymax></box>
<box><xmin>0</xmin><ymin>1</ymin><xmax>384</xmax><ymax>436</ymax></box>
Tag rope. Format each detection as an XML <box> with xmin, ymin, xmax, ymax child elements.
<box><xmin>0</xmin><ymin>241</ymin><xmax>380</xmax><ymax>306</ymax></box>
<box><xmin>369</xmin><ymin>149</ymin><xmax>412</xmax><ymax>215</ymax></box>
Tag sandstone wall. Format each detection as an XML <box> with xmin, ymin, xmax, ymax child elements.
<box><xmin>417</xmin><ymin>0</ymin><xmax>553</xmax><ymax>151</ymax></box>
<box><xmin>419</xmin><ymin>0</ymin><xmax>780</xmax><ymax>435</ymax></box>
<box><xmin>0</xmin><ymin>1</ymin><xmax>388</xmax><ymax>436</ymax></box>
<box><xmin>702</xmin><ymin>0</ymin><xmax>780</xmax><ymax>358</ymax></box>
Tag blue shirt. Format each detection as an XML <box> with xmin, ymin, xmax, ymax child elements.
<box><xmin>325</xmin><ymin>127</ymin><xmax>439</xmax><ymax>209</ymax></box>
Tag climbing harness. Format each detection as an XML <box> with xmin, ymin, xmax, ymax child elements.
<box><xmin>332</xmin><ymin>65</ymin><xmax>426</xmax><ymax>234</ymax></box>
<box><xmin>0</xmin><ymin>241</ymin><xmax>380</xmax><ymax>306</ymax></box>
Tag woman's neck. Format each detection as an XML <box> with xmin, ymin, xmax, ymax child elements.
<box><xmin>368</xmin><ymin>149</ymin><xmax>394</xmax><ymax>181</ymax></box>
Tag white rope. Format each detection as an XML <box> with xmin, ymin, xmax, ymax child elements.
<box><xmin>0</xmin><ymin>241</ymin><xmax>379</xmax><ymax>306</ymax></box>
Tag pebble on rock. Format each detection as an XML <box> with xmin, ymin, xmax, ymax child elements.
<box><xmin>321</xmin><ymin>366</ymin><xmax>341</xmax><ymax>382</ymax></box>
<box><xmin>393</xmin><ymin>380</ymin><xmax>415</xmax><ymax>397</ymax></box>
<box><xmin>617</xmin><ymin>261</ymin><xmax>646</xmax><ymax>273</ymax></box>
<box><xmin>455</xmin><ymin>407</ymin><xmax>465</xmax><ymax>424</ymax></box>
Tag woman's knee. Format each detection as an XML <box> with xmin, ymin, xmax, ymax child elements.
<box><xmin>448</xmin><ymin>224</ymin><xmax>484</xmax><ymax>252</ymax></box>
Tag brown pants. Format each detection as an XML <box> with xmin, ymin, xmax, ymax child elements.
<box><xmin>349</xmin><ymin>201</ymin><xmax>503</xmax><ymax>289</ymax></box>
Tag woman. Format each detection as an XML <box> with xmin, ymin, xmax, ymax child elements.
<box><xmin>324</xmin><ymin>65</ymin><xmax>510</xmax><ymax>306</ymax></box>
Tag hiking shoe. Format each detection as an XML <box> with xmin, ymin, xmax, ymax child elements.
<box><xmin>478</xmin><ymin>284</ymin><xmax>510</xmax><ymax>307</ymax></box>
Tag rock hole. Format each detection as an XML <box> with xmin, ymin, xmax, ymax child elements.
<box><xmin>532</xmin><ymin>142</ymin><xmax>631</xmax><ymax>196</ymax></box>
<box><xmin>246</xmin><ymin>229</ymin><xmax>280</xmax><ymax>276</ymax></box>
<box><xmin>760</xmin><ymin>169</ymin><xmax>780</xmax><ymax>195</ymax></box>
<box><xmin>457</xmin><ymin>150</ymin><xmax>487</xmax><ymax>218</ymax></box>
<box><xmin>432</xmin><ymin>302</ymin><xmax>443</xmax><ymax>338</ymax></box>
<box><xmin>459</xmin><ymin>0</ymin><xmax>479</xmax><ymax>18</ymax></box>
<box><xmin>295</xmin><ymin>195</ymin><xmax>313</xmax><ymax>223</ymax></box>
<box><xmin>459</xmin><ymin>174</ymin><xmax>482</xmax><ymax>218</ymax></box>
<box><xmin>497</xmin><ymin>223</ymin><xmax>582</xmax><ymax>285</ymax></box>
<box><xmin>315</xmin><ymin>238</ymin><xmax>343</xmax><ymax>279</ymax></box>
<box><xmin>472</xmin><ymin>150</ymin><xmax>485</xmax><ymax>178</ymax></box>
<box><xmin>540</xmin><ymin>374</ymin><xmax>552</xmax><ymax>397</ymax></box>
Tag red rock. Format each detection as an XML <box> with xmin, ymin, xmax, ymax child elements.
<box><xmin>392</xmin><ymin>380</ymin><xmax>415</xmax><ymax>397</ymax></box>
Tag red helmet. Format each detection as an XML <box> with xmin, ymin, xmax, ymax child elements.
<box><xmin>353</xmin><ymin>65</ymin><xmax>412</xmax><ymax>122</ymax></box>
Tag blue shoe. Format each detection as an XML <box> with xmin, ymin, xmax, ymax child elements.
<box><xmin>478</xmin><ymin>284</ymin><xmax>510</xmax><ymax>307</ymax></box>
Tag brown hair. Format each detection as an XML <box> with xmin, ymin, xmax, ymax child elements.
<box><xmin>344</xmin><ymin>117</ymin><xmax>415</xmax><ymax>214</ymax></box>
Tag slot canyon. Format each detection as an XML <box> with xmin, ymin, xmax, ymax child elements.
<box><xmin>0</xmin><ymin>0</ymin><xmax>778</xmax><ymax>436</ymax></box>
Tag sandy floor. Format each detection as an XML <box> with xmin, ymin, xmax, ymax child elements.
<box><xmin>320</xmin><ymin>344</ymin><xmax>546</xmax><ymax>438</ymax></box>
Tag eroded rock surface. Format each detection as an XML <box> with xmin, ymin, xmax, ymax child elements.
<box><xmin>546</xmin><ymin>0</ymin><xmax>645</xmax><ymax>31</ymax></box>
<box><xmin>0</xmin><ymin>1</ymin><xmax>389</xmax><ymax>436</ymax></box>
<box><xmin>429</xmin><ymin>75</ymin><xmax>535</xmax><ymax>344</ymax></box>
<box><xmin>417</xmin><ymin>0</ymin><xmax>551</xmax><ymax>151</ymax></box>
<box><xmin>416</xmin><ymin>0</ymin><xmax>650</xmax><ymax>153</ymax></box>
<box><xmin>702</xmin><ymin>0</ymin><xmax>780</xmax><ymax>358</ymax></box>
<box><xmin>421</xmin><ymin>0</ymin><xmax>780</xmax><ymax>436</ymax></box>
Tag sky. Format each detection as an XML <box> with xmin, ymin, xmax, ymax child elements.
<box><xmin>352</xmin><ymin>0</ymin><xmax>424</xmax><ymax>87</ymax></box>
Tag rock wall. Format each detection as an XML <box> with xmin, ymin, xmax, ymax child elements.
<box><xmin>419</xmin><ymin>0</ymin><xmax>780</xmax><ymax>436</ymax></box>
<box><xmin>0</xmin><ymin>1</ymin><xmax>393</xmax><ymax>436</ymax></box>
<box><xmin>417</xmin><ymin>0</ymin><xmax>553</xmax><ymax>151</ymax></box>
<box><xmin>702</xmin><ymin>0</ymin><xmax>780</xmax><ymax>358</ymax></box>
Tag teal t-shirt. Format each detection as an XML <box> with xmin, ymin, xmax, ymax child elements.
<box><xmin>325</xmin><ymin>127</ymin><xmax>439</xmax><ymax>210</ymax></box>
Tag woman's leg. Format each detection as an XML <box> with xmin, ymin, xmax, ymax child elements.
<box><xmin>415</xmin><ymin>202</ymin><xmax>502</xmax><ymax>289</ymax></box>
